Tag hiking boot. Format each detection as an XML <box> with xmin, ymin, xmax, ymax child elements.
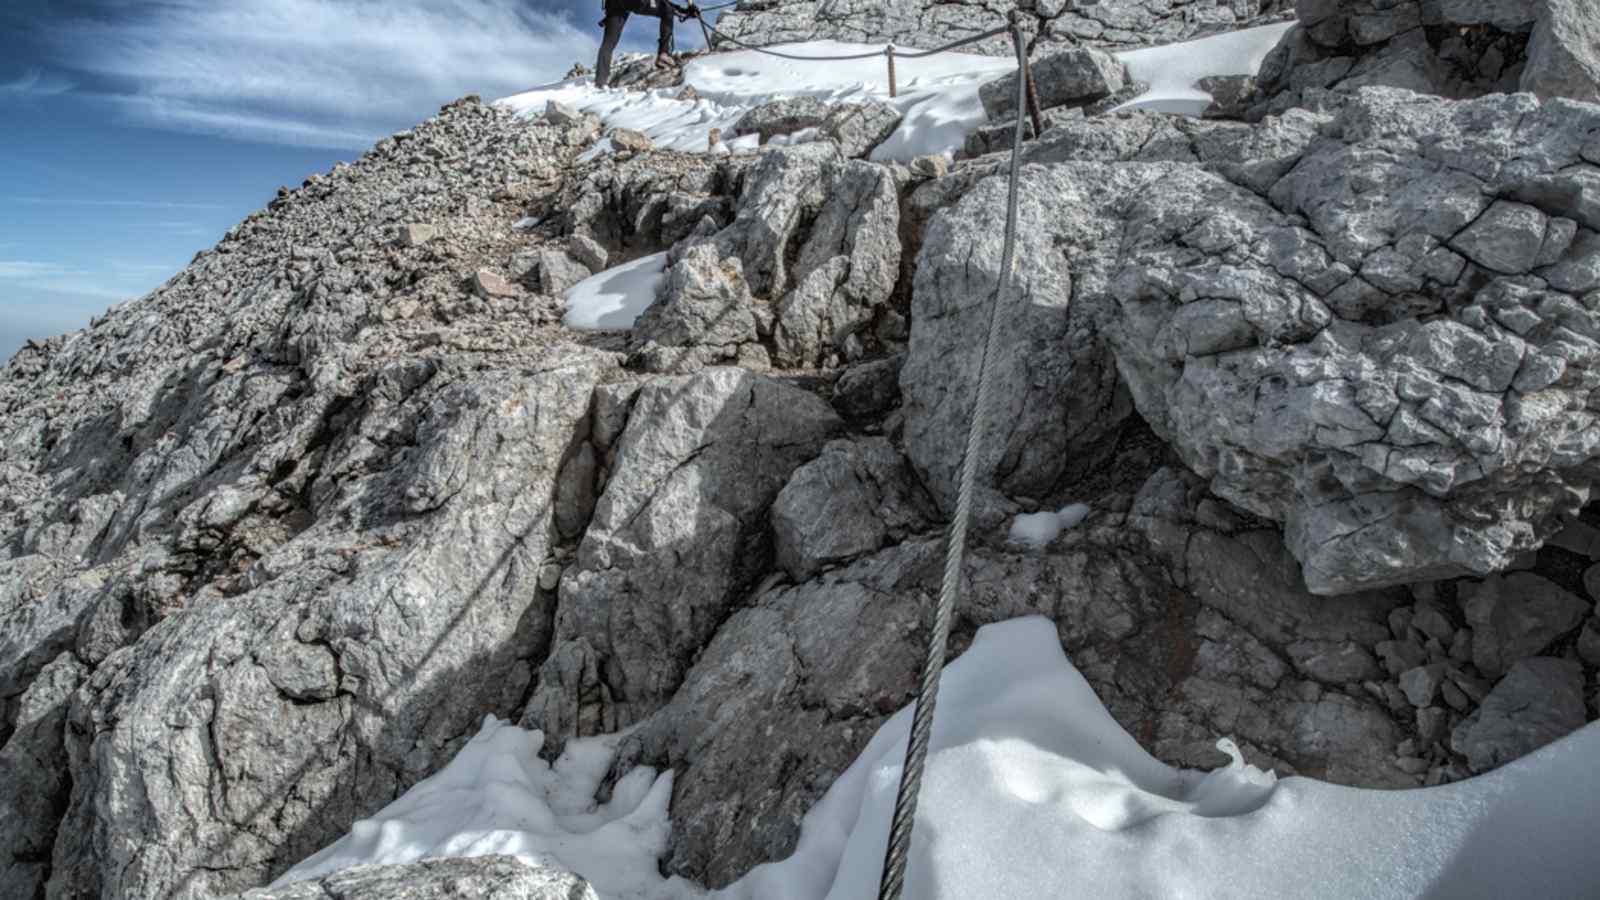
<box><xmin>654</xmin><ymin>52</ymin><xmax>678</xmax><ymax>69</ymax></box>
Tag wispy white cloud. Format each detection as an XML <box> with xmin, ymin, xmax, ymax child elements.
<box><xmin>0</xmin><ymin>68</ymin><xmax>75</xmax><ymax>99</ymax></box>
<box><xmin>0</xmin><ymin>259</ymin><xmax>167</xmax><ymax>300</ymax></box>
<box><xmin>47</xmin><ymin>0</ymin><xmax>605</xmax><ymax>149</ymax></box>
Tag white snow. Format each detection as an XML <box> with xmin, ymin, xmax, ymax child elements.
<box><xmin>563</xmin><ymin>251</ymin><xmax>670</xmax><ymax>330</ymax></box>
<box><xmin>279</xmin><ymin>617</ymin><xmax>1600</xmax><ymax>900</ymax></box>
<box><xmin>272</xmin><ymin>722</ymin><xmax>703</xmax><ymax>900</ymax></box>
<box><xmin>498</xmin><ymin>25</ymin><xmax>1296</xmax><ymax>165</ymax></box>
<box><xmin>1007</xmin><ymin>501</ymin><xmax>1092</xmax><ymax>548</ymax></box>
<box><xmin>1116</xmin><ymin>21</ymin><xmax>1296</xmax><ymax>115</ymax></box>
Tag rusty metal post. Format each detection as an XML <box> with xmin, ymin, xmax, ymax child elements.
<box><xmin>886</xmin><ymin>44</ymin><xmax>898</xmax><ymax>98</ymax></box>
<box><xmin>1022</xmin><ymin>51</ymin><xmax>1044</xmax><ymax>140</ymax></box>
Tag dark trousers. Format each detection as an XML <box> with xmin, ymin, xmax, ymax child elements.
<box><xmin>595</xmin><ymin>11</ymin><xmax>674</xmax><ymax>88</ymax></box>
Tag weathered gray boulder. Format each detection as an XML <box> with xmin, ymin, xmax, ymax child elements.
<box><xmin>821</xmin><ymin>100</ymin><xmax>903</xmax><ymax>159</ymax></box>
<box><xmin>912</xmin><ymin>88</ymin><xmax>1600</xmax><ymax>592</ymax></box>
<box><xmin>980</xmin><ymin>46</ymin><xmax>1127</xmax><ymax>120</ymax></box>
<box><xmin>1451</xmin><ymin>657</ymin><xmax>1587</xmax><ymax>772</ymax></box>
<box><xmin>523</xmin><ymin>368</ymin><xmax>841</xmax><ymax>743</ymax></box>
<box><xmin>1460</xmin><ymin>572</ymin><xmax>1589</xmax><ymax>676</ymax></box>
<box><xmin>770</xmin><ymin>437</ymin><xmax>935</xmax><ymax>579</ymax></box>
<box><xmin>1523</xmin><ymin>0</ymin><xmax>1600</xmax><ymax>103</ymax></box>
<box><xmin>733</xmin><ymin>96</ymin><xmax>830</xmax><ymax>143</ymax></box>
<box><xmin>832</xmin><ymin>353</ymin><xmax>904</xmax><ymax>419</ymax></box>
<box><xmin>0</xmin><ymin>654</ymin><xmax>84</xmax><ymax>899</ymax></box>
<box><xmin>771</xmin><ymin>160</ymin><xmax>901</xmax><ymax>367</ymax></box>
<box><xmin>630</xmin><ymin>244</ymin><xmax>760</xmax><ymax>372</ymax></box>
<box><xmin>231</xmin><ymin>857</ymin><xmax>597</xmax><ymax>899</ymax></box>
<box><xmin>535</xmin><ymin>249</ymin><xmax>592</xmax><ymax>296</ymax></box>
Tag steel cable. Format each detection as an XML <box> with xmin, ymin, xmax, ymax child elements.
<box><xmin>875</xmin><ymin>19</ymin><xmax>1033</xmax><ymax>900</ymax></box>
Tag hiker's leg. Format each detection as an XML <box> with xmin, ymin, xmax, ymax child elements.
<box><xmin>656</xmin><ymin>9</ymin><xmax>674</xmax><ymax>57</ymax></box>
<box><xmin>596</xmin><ymin>13</ymin><xmax>628</xmax><ymax>88</ymax></box>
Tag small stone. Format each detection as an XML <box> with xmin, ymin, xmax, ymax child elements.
<box><xmin>1583</xmin><ymin>562</ymin><xmax>1600</xmax><ymax>600</ymax></box>
<box><xmin>1450</xmin><ymin>669</ymin><xmax>1491</xmax><ymax>704</ymax></box>
<box><xmin>1461</xmin><ymin>572</ymin><xmax>1588</xmax><ymax>677</ymax></box>
<box><xmin>1388</xmin><ymin>606</ymin><xmax>1414</xmax><ymax>641</ymax></box>
<box><xmin>1410</xmin><ymin>601</ymin><xmax>1456</xmax><ymax>643</ymax></box>
<box><xmin>1578</xmin><ymin>620</ymin><xmax>1600</xmax><ymax>667</ymax></box>
<box><xmin>1382</xmin><ymin>682</ymin><xmax>1409</xmax><ymax>712</ymax></box>
<box><xmin>609</xmin><ymin>128</ymin><xmax>654</xmax><ymax>153</ymax></box>
<box><xmin>538</xmin><ymin>563</ymin><xmax>563</xmax><ymax>592</ymax></box>
<box><xmin>544</xmin><ymin>99</ymin><xmax>584</xmax><ymax>127</ymax></box>
<box><xmin>1548</xmin><ymin>519</ymin><xmax>1600</xmax><ymax>558</ymax></box>
<box><xmin>398</xmin><ymin>223</ymin><xmax>438</xmax><ymax>247</ymax></box>
<box><xmin>1395</xmin><ymin>755</ymin><xmax>1430</xmax><ymax>775</ymax></box>
<box><xmin>1377</xmin><ymin>639</ymin><xmax>1428</xmax><ymax>677</ymax></box>
<box><xmin>1399</xmin><ymin>663</ymin><xmax>1446</xmax><ymax>707</ymax></box>
<box><xmin>1440</xmin><ymin>678</ymin><xmax>1470</xmax><ymax>712</ymax></box>
<box><xmin>473</xmin><ymin>269</ymin><xmax>519</xmax><ymax>300</ymax></box>
<box><xmin>1417</xmin><ymin>706</ymin><xmax>1448</xmax><ymax>744</ymax></box>
<box><xmin>909</xmin><ymin>155</ymin><xmax>950</xmax><ymax>179</ymax></box>
<box><xmin>1451</xmin><ymin>657</ymin><xmax>1586</xmax><ymax>773</ymax></box>
<box><xmin>568</xmin><ymin>234</ymin><xmax>609</xmax><ymax>272</ymax></box>
<box><xmin>1396</xmin><ymin>738</ymin><xmax>1418</xmax><ymax>757</ymax></box>
<box><xmin>1448</xmin><ymin>627</ymin><xmax>1473</xmax><ymax>664</ymax></box>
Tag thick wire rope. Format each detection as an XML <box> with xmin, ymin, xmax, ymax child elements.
<box><xmin>875</xmin><ymin>20</ymin><xmax>1033</xmax><ymax>900</ymax></box>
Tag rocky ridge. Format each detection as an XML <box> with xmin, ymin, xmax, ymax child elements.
<box><xmin>2</xmin><ymin>2</ymin><xmax>1599</xmax><ymax>897</ymax></box>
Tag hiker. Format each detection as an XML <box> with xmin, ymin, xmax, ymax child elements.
<box><xmin>595</xmin><ymin>0</ymin><xmax>678</xmax><ymax>89</ymax></box>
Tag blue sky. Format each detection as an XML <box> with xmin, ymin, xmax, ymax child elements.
<box><xmin>1</xmin><ymin>0</ymin><xmax>718</xmax><ymax>360</ymax></box>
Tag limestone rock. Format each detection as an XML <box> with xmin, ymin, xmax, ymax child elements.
<box><xmin>980</xmin><ymin>46</ymin><xmax>1126</xmax><ymax>120</ymax></box>
<box><xmin>567</xmin><ymin>234</ymin><xmax>609</xmax><ymax>272</ymax></box>
<box><xmin>630</xmin><ymin>244</ymin><xmax>760</xmax><ymax>373</ymax></box>
<box><xmin>1451</xmin><ymin>657</ymin><xmax>1586</xmax><ymax>773</ymax></box>
<box><xmin>821</xmin><ymin>100</ymin><xmax>903</xmax><ymax>159</ymax></box>
<box><xmin>397</xmin><ymin>223</ymin><xmax>438</xmax><ymax>247</ymax></box>
<box><xmin>609</xmin><ymin>128</ymin><xmax>655</xmax><ymax>154</ymax></box>
<box><xmin>1522</xmin><ymin>0</ymin><xmax>1600</xmax><ymax>103</ymax></box>
<box><xmin>523</xmin><ymin>368</ymin><xmax>841</xmax><ymax>743</ymax></box>
<box><xmin>770</xmin><ymin>438</ymin><xmax>935</xmax><ymax>580</ymax></box>
<box><xmin>230</xmin><ymin>857</ymin><xmax>598</xmax><ymax>899</ymax></box>
<box><xmin>536</xmin><ymin>249</ymin><xmax>593</xmax><ymax>296</ymax></box>
<box><xmin>474</xmin><ymin>269</ymin><xmax>520</xmax><ymax>300</ymax></box>
<box><xmin>543</xmin><ymin>99</ymin><xmax>585</xmax><ymax>127</ymax></box>
<box><xmin>0</xmin><ymin>654</ymin><xmax>85</xmax><ymax>899</ymax></box>
<box><xmin>1461</xmin><ymin>572</ymin><xmax>1589</xmax><ymax>677</ymax></box>
<box><xmin>832</xmin><ymin>353</ymin><xmax>905</xmax><ymax>419</ymax></box>
<box><xmin>733</xmin><ymin>97</ymin><xmax>830</xmax><ymax>143</ymax></box>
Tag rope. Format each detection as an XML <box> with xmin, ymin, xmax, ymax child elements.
<box><xmin>876</xmin><ymin>18</ymin><xmax>1032</xmax><ymax>900</ymax></box>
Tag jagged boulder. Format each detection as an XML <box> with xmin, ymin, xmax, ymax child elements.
<box><xmin>523</xmin><ymin>368</ymin><xmax>841</xmax><ymax>743</ymax></box>
<box><xmin>1450</xmin><ymin>657</ymin><xmax>1587</xmax><ymax>773</ymax></box>
<box><xmin>979</xmin><ymin>46</ymin><xmax>1127</xmax><ymax>120</ymax></box>
<box><xmin>770</xmin><ymin>437</ymin><xmax>935</xmax><ymax>579</ymax></box>
<box><xmin>912</xmin><ymin>87</ymin><xmax>1600</xmax><ymax>594</ymax></box>
<box><xmin>630</xmin><ymin>244</ymin><xmax>762</xmax><ymax>373</ymax></box>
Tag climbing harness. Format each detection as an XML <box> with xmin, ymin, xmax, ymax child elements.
<box><xmin>661</xmin><ymin>5</ymin><xmax>1044</xmax><ymax>896</ymax></box>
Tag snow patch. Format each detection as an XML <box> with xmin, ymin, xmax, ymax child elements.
<box><xmin>1007</xmin><ymin>502</ymin><xmax>1091</xmax><ymax>548</ymax></box>
<box><xmin>1116</xmin><ymin>21</ymin><xmax>1296</xmax><ymax>115</ymax></box>
<box><xmin>563</xmin><ymin>251</ymin><xmax>670</xmax><ymax>331</ymax></box>
<box><xmin>278</xmin><ymin>616</ymin><xmax>1600</xmax><ymax>900</ymax></box>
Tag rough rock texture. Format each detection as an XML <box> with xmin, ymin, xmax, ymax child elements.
<box><xmin>630</xmin><ymin>244</ymin><xmax>762</xmax><ymax>372</ymax></box>
<box><xmin>1256</xmin><ymin>0</ymin><xmax>1600</xmax><ymax>117</ymax></box>
<box><xmin>230</xmin><ymin>857</ymin><xmax>597</xmax><ymax>900</ymax></box>
<box><xmin>0</xmin><ymin>98</ymin><xmax>624</xmax><ymax>900</ymax></box>
<box><xmin>980</xmin><ymin>46</ymin><xmax>1127</xmax><ymax>120</ymax></box>
<box><xmin>1450</xmin><ymin>656</ymin><xmax>1587</xmax><ymax>772</ymax></box>
<box><xmin>770</xmin><ymin>437</ymin><xmax>935</xmax><ymax>579</ymax></box>
<box><xmin>4</xmin><ymin>20</ymin><xmax>1599</xmax><ymax>900</ymax></box>
<box><xmin>522</xmin><ymin>368</ymin><xmax>841</xmax><ymax>742</ymax></box>
<box><xmin>912</xmin><ymin>88</ymin><xmax>1600</xmax><ymax>593</ymax></box>
<box><xmin>714</xmin><ymin>0</ymin><xmax>1291</xmax><ymax>56</ymax></box>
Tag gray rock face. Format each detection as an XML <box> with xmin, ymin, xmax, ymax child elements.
<box><xmin>230</xmin><ymin>857</ymin><xmax>597</xmax><ymax>899</ymax></box>
<box><xmin>535</xmin><ymin>249</ymin><xmax>592</xmax><ymax>296</ymax></box>
<box><xmin>0</xmin><ymin>97</ymin><xmax>625</xmax><ymax>899</ymax></box>
<box><xmin>630</xmin><ymin>244</ymin><xmax>760</xmax><ymax>372</ymax></box>
<box><xmin>1258</xmin><ymin>0</ymin><xmax>1600</xmax><ymax>115</ymax></box>
<box><xmin>1522</xmin><ymin>0</ymin><xmax>1600</xmax><ymax>103</ymax></box>
<box><xmin>980</xmin><ymin>46</ymin><xmax>1127</xmax><ymax>120</ymax></box>
<box><xmin>733</xmin><ymin>97</ymin><xmax>830</xmax><ymax>143</ymax></box>
<box><xmin>770</xmin><ymin>160</ymin><xmax>901</xmax><ymax>367</ymax></box>
<box><xmin>1450</xmin><ymin>657</ymin><xmax>1587</xmax><ymax>773</ymax></box>
<box><xmin>821</xmin><ymin>100</ymin><xmax>903</xmax><ymax>159</ymax></box>
<box><xmin>523</xmin><ymin>368</ymin><xmax>841</xmax><ymax>743</ymax></box>
<box><xmin>0</xmin><ymin>654</ymin><xmax>84</xmax><ymax>899</ymax></box>
<box><xmin>914</xmin><ymin>88</ymin><xmax>1600</xmax><ymax>592</ymax></box>
<box><xmin>1460</xmin><ymin>572</ymin><xmax>1589</xmax><ymax>676</ymax></box>
<box><xmin>713</xmin><ymin>0</ymin><xmax>1288</xmax><ymax>57</ymax></box>
<box><xmin>770</xmin><ymin>437</ymin><xmax>935</xmax><ymax>579</ymax></box>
